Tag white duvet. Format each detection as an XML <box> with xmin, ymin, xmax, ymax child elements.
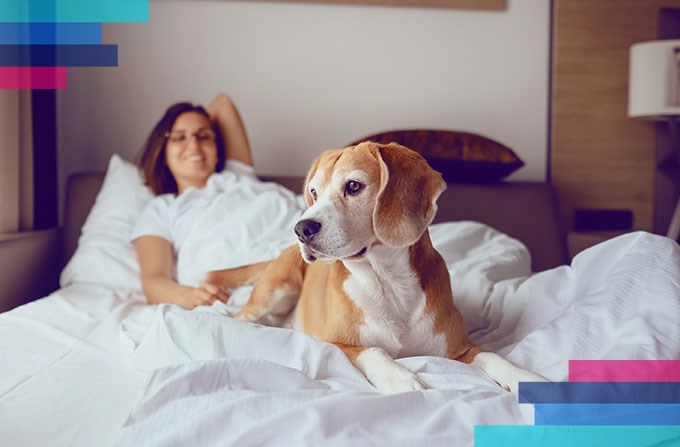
<box><xmin>2</xmin><ymin>219</ymin><xmax>679</xmax><ymax>446</ymax></box>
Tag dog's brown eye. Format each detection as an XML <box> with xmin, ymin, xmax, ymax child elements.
<box><xmin>310</xmin><ymin>188</ymin><xmax>318</xmax><ymax>201</ymax></box>
<box><xmin>345</xmin><ymin>180</ymin><xmax>364</xmax><ymax>195</ymax></box>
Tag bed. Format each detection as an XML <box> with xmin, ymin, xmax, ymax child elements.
<box><xmin>1</xmin><ymin>146</ymin><xmax>679</xmax><ymax>446</ymax></box>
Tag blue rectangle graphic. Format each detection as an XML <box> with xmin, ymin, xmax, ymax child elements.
<box><xmin>474</xmin><ymin>425</ymin><xmax>680</xmax><ymax>447</ymax></box>
<box><xmin>0</xmin><ymin>44</ymin><xmax>117</xmax><ymax>67</ymax></box>
<box><xmin>535</xmin><ymin>403</ymin><xmax>680</xmax><ymax>425</ymax></box>
<box><xmin>0</xmin><ymin>23</ymin><xmax>101</xmax><ymax>44</ymax></box>
<box><xmin>0</xmin><ymin>1</ymin><xmax>148</xmax><ymax>23</ymax></box>
<box><xmin>518</xmin><ymin>382</ymin><xmax>680</xmax><ymax>404</ymax></box>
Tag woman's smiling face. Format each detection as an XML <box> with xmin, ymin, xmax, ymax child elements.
<box><xmin>164</xmin><ymin>111</ymin><xmax>218</xmax><ymax>193</ymax></box>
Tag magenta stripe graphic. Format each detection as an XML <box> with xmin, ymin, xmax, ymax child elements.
<box><xmin>569</xmin><ymin>360</ymin><xmax>680</xmax><ymax>382</ymax></box>
<box><xmin>0</xmin><ymin>67</ymin><xmax>67</xmax><ymax>89</ymax></box>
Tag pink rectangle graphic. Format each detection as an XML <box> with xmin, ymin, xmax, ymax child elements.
<box><xmin>569</xmin><ymin>360</ymin><xmax>680</xmax><ymax>382</ymax></box>
<box><xmin>0</xmin><ymin>67</ymin><xmax>68</xmax><ymax>89</ymax></box>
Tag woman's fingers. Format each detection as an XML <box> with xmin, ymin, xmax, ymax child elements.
<box><xmin>198</xmin><ymin>282</ymin><xmax>230</xmax><ymax>304</ymax></box>
<box><xmin>181</xmin><ymin>282</ymin><xmax>231</xmax><ymax>309</ymax></box>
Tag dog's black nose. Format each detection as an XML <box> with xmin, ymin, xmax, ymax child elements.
<box><xmin>295</xmin><ymin>219</ymin><xmax>321</xmax><ymax>243</ymax></box>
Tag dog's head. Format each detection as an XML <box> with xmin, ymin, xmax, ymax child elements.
<box><xmin>294</xmin><ymin>141</ymin><xmax>446</xmax><ymax>263</ymax></box>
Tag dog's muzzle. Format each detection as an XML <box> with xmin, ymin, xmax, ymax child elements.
<box><xmin>295</xmin><ymin>218</ymin><xmax>368</xmax><ymax>263</ymax></box>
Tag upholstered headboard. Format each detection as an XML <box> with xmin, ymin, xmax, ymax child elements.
<box><xmin>64</xmin><ymin>173</ymin><xmax>567</xmax><ymax>272</ymax></box>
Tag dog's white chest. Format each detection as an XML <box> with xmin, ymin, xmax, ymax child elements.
<box><xmin>343</xmin><ymin>249</ymin><xmax>446</xmax><ymax>358</ymax></box>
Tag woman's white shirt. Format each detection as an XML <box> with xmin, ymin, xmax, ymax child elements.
<box><xmin>131</xmin><ymin>160</ymin><xmax>304</xmax><ymax>286</ymax></box>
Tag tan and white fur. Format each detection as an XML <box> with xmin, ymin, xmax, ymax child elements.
<box><xmin>207</xmin><ymin>142</ymin><xmax>547</xmax><ymax>393</ymax></box>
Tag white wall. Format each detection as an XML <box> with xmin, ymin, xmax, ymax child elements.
<box><xmin>58</xmin><ymin>0</ymin><xmax>549</xmax><ymax>188</ymax></box>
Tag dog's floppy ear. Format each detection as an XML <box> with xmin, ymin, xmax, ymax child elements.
<box><xmin>373</xmin><ymin>143</ymin><xmax>446</xmax><ymax>247</ymax></box>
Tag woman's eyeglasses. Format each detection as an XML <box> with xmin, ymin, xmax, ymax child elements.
<box><xmin>165</xmin><ymin>130</ymin><xmax>216</xmax><ymax>145</ymax></box>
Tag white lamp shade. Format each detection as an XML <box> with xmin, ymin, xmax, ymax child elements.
<box><xmin>629</xmin><ymin>39</ymin><xmax>680</xmax><ymax>120</ymax></box>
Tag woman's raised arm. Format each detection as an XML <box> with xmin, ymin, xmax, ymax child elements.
<box><xmin>207</xmin><ymin>93</ymin><xmax>253</xmax><ymax>166</ymax></box>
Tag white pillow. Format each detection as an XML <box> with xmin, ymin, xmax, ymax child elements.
<box><xmin>60</xmin><ymin>154</ymin><xmax>153</xmax><ymax>290</ymax></box>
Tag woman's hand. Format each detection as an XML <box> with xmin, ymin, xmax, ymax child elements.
<box><xmin>180</xmin><ymin>281</ymin><xmax>231</xmax><ymax>309</ymax></box>
<box><xmin>136</xmin><ymin>235</ymin><xmax>232</xmax><ymax>309</ymax></box>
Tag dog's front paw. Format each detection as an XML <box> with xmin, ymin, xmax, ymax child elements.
<box><xmin>372</xmin><ymin>367</ymin><xmax>428</xmax><ymax>394</ymax></box>
<box><xmin>504</xmin><ymin>370</ymin><xmax>549</xmax><ymax>393</ymax></box>
<box><xmin>472</xmin><ymin>352</ymin><xmax>549</xmax><ymax>393</ymax></box>
<box><xmin>355</xmin><ymin>347</ymin><xmax>428</xmax><ymax>394</ymax></box>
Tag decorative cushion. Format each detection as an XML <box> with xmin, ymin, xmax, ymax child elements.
<box><xmin>349</xmin><ymin>129</ymin><xmax>524</xmax><ymax>183</ymax></box>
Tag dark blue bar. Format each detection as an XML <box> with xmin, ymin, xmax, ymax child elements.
<box><xmin>0</xmin><ymin>45</ymin><xmax>117</xmax><ymax>67</ymax></box>
<box><xmin>519</xmin><ymin>382</ymin><xmax>680</xmax><ymax>404</ymax></box>
<box><xmin>535</xmin><ymin>403</ymin><xmax>680</xmax><ymax>425</ymax></box>
<box><xmin>0</xmin><ymin>23</ymin><xmax>102</xmax><ymax>45</ymax></box>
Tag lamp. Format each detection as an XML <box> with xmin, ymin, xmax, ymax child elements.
<box><xmin>628</xmin><ymin>39</ymin><xmax>680</xmax><ymax>241</ymax></box>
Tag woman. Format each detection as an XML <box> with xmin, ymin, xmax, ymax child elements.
<box><xmin>132</xmin><ymin>93</ymin><xmax>254</xmax><ymax>309</ymax></box>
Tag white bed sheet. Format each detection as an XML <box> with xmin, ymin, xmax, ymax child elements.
<box><xmin>1</xmin><ymin>224</ymin><xmax>679</xmax><ymax>447</ymax></box>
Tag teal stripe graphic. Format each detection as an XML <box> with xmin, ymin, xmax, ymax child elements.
<box><xmin>0</xmin><ymin>1</ymin><xmax>148</xmax><ymax>23</ymax></box>
<box><xmin>474</xmin><ymin>426</ymin><xmax>680</xmax><ymax>447</ymax></box>
<box><xmin>0</xmin><ymin>23</ymin><xmax>101</xmax><ymax>44</ymax></box>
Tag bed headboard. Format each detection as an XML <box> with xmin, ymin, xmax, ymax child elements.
<box><xmin>64</xmin><ymin>174</ymin><xmax>566</xmax><ymax>272</ymax></box>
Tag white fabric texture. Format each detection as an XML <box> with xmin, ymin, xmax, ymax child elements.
<box><xmin>3</xmin><ymin>175</ymin><xmax>680</xmax><ymax>447</ymax></box>
<box><xmin>61</xmin><ymin>154</ymin><xmax>304</xmax><ymax>291</ymax></box>
<box><xmin>130</xmin><ymin>159</ymin><xmax>259</xmax><ymax>247</ymax></box>
<box><xmin>60</xmin><ymin>154</ymin><xmax>153</xmax><ymax>291</ymax></box>
<box><xmin>110</xmin><ymin>230</ymin><xmax>680</xmax><ymax>447</ymax></box>
<box><xmin>130</xmin><ymin>161</ymin><xmax>305</xmax><ymax>286</ymax></box>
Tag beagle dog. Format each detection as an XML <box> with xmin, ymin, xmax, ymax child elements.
<box><xmin>207</xmin><ymin>142</ymin><xmax>547</xmax><ymax>393</ymax></box>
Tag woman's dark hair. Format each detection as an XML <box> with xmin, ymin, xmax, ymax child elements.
<box><xmin>137</xmin><ymin>102</ymin><xmax>226</xmax><ymax>195</ymax></box>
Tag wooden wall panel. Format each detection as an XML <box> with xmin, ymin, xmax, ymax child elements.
<box><xmin>0</xmin><ymin>90</ymin><xmax>20</xmax><ymax>234</ymax></box>
<box><xmin>242</xmin><ymin>0</ymin><xmax>506</xmax><ymax>10</ymax></box>
<box><xmin>551</xmin><ymin>0</ymin><xmax>680</xmax><ymax>233</ymax></box>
